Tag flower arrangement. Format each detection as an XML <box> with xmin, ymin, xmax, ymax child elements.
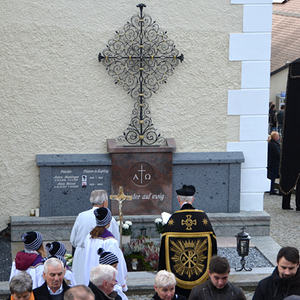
<box><xmin>155</xmin><ymin>217</ymin><xmax>165</xmax><ymax>234</ymax></box>
<box><xmin>123</xmin><ymin>236</ymin><xmax>160</xmax><ymax>270</ymax></box>
<box><xmin>65</xmin><ymin>253</ymin><xmax>73</xmax><ymax>267</ymax></box>
<box><xmin>117</xmin><ymin>220</ymin><xmax>132</xmax><ymax>236</ymax></box>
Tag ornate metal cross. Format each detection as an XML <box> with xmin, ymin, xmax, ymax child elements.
<box><xmin>99</xmin><ymin>3</ymin><xmax>184</xmax><ymax>146</ymax></box>
<box><xmin>110</xmin><ymin>186</ymin><xmax>132</xmax><ymax>247</ymax></box>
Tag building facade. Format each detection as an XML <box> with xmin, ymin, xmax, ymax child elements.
<box><xmin>0</xmin><ymin>0</ymin><xmax>272</xmax><ymax>231</ymax></box>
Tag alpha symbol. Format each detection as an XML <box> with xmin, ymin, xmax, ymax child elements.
<box><xmin>130</xmin><ymin>162</ymin><xmax>154</xmax><ymax>187</ymax></box>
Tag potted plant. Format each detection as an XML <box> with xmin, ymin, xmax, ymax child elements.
<box><xmin>118</xmin><ymin>220</ymin><xmax>132</xmax><ymax>244</ymax></box>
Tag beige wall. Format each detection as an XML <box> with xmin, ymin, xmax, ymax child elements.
<box><xmin>270</xmin><ymin>68</ymin><xmax>288</xmax><ymax>106</ymax></box>
<box><xmin>0</xmin><ymin>0</ymin><xmax>243</xmax><ymax>231</ymax></box>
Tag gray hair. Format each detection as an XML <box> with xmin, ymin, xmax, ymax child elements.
<box><xmin>177</xmin><ymin>195</ymin><xmax>193</xmax><ymax>203</ymax></box>
<box><xmin>155</xmin><ymin>270</ymin><xmax>176</xmax><ymax>288</ymax></box>
<box><xmin>90</xmin><ymin>264</ymin><xmax>117</xmax><ymax>287</ymax></box>
<box><xmin>9</xmin><ymin>272</ymin><xmax>33</xmax><ymax>294</ymax></box>
<box><xmin>90</xmin><ymin>190</ymin><xmax>108</xmax><ymax>206</ymax></box>
<box><xmin>64</xmin><ymin>285</ymin><xmax>95</xmax><ymax>300</ymax></box>
<box><xmin>44</xmin><ymin>257</ymin><xmax>64</xmax><ymax>274</ymax></box>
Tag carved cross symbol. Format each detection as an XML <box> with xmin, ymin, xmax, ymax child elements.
<box><xmin>110</xmin><ymin>186</ymin><xmax>132</xmax><ymax>247</ymax></box>
<box><xmin>181</xmin><ymin>215</ymin><xmax>197</xmax><ymax>230</ymax></box>
<box><xmin>98</xmin><ymin>3</ymin><xmax>184</xmax><ymax>146</ymax></box>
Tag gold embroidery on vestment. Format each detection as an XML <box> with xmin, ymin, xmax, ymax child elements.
<box><xmin>181</xmin><ymin>215</ymin><xmax>197</xmax><ymax>230</ymax></box>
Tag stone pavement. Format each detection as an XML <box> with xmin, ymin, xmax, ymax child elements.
<box><xmin>1</xmin><ymin>191</ymin><xmax>300</xmax><ymax>300</ymax></box>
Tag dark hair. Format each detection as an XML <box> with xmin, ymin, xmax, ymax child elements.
<box><xmin>277</xmin><ymin>247</ymin><xmax>299</xmax><ymax>264</ymax></box>
<box><xmin>281</xmin><ymin>104</ymin><xmax>285</xmax><ymax>110</ymax></box>
<box><xmin>209</xmin><ymin>255</ymin><xmax>230</xmax><ymax>274</ymax></box>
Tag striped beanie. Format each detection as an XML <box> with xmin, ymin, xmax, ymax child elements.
<box><xmin>94</xmin><ymin>207</ymin><xmax>112</xmax><ymax>227</ymax></box>
<box><xmin>49</xmin><ymin>255</ymin><xmax>67</xmax><ymax>268</ymax></box>
<box><xmin>98</xmin><ymin>248</ymin><xmax>118</xmax><ymax>265</ymax></box>
<box><xmin>45</xmin><ymin>242</ymin><xmax>66</xmax><ymax>257</ymax></box>
<box><xmin>21</xmin><ymin>231</ymin><xmax>43</xmax><ymax>251</ymax></box>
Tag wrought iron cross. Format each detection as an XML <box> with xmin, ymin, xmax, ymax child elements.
<box><xmin>99</xmin><ymin>3</ymin><xmax>184</xmax><ymax>146</ymax></box>
<box><xmin>110</xmin><ymin>186</ymin><xmax>132</xmax><ymax>247</ymax></box>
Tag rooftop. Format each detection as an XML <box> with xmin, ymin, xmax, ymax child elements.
<box><xmin>271</xmin><ymin>0</ymin><xmax>300</xmax><ymax>74</ymax></box>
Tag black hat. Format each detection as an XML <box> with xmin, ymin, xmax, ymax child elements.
<box><xmin>21</xmin><ymin>231</ymin><xmax>43</xmax><ymax>251</ymax></box>
<box><xmin>94</xmin><ymin>207</ymin><xmax>112</xmax><ymax>227</ymax></box>
<box><xmin>176</xmin><ymin>185</ymin><xmax>196</xmax><ymax>196</ymax></box>
<box><xmin>45</xmin><ymin>242</ymin><xmax>66</xmax><ymax>257</ymax></box>
<box><xmin>98</xmin><ymin>248</ymin><xmax>119</xmax><ymax>265</ymax></box>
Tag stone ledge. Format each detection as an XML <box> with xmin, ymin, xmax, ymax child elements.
<box><xmin>10</xmin><ymin>211</ymin><xmax>270</xmax><ymax>242</ymax></box>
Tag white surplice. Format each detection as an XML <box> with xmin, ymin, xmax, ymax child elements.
<box><xmin>70</xmin><ymin>207</ymin><xmax>119</xmax><ymax>284</ymax></box>
<box><xmin>83</xmin><ymin>230</ymin><xmax>127</xmax><ymax>293</ymax></box>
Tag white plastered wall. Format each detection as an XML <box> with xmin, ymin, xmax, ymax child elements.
<box><xmin>227</xmin><ymin>0</ymin><xmax>272</xmax><ymax>210</ymax></box>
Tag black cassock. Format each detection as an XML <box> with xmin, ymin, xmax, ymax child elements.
<box><xmin>158</xmin><ymin>203</ymin><xmax>217</xmax><ymax>299</ymax></box>
<box><xmin>280</xmin><ymin>59</ymin><xmax>300</xmax><ymax>194</ymax></box>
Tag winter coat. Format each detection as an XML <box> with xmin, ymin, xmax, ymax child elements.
<box><xmin>188</xmin><ymin>279</ymin><xmax>246</xmax><ymax>300</ymax></box>
<box><xmin>253</xmin><ymin>267</ymin><xmax>300</xmax><ymax>300</ymax></box>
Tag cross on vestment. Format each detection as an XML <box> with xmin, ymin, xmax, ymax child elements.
<box><xmin>110</xmin><ymin>186</ymin><xmax>132</xmax><ymax>247</ymax></box>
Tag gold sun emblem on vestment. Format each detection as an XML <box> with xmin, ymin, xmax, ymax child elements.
<box><xmin>168</xmin><ymin>218</ymin><xmax>174</xmax><ymax>226</ymax></box>
<box><xmin>170</xmin><ymin>239</ymin><xmax>208</xmax><ymax>278</ymax></box>
<box><xmin>202</xmin><ymin>218</ymin><xmax>208</xmax><ymax>226</ymax></box>
<box><xmin>181</xmin><ymin>215</ymin><xmax>197</xmax><ymax>230</ymax></box>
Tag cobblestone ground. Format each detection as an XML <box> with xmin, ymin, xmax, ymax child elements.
<box><xmin>264</xmin><ymin>191</ymin><xmax>300</xmax><ymax>249</ymax></box>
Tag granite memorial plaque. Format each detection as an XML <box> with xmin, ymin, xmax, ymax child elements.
<box><xmin>108</xmin><ymin>138</ymin><xmax>176</xmax><ymax>216</ymax></box>
<box><xmin>37</xmin><ymin>154</ymin><xmax>111</xmax><ymax>217</ymax></box>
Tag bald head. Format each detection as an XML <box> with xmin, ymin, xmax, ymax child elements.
<box><xmin>64</xmin><ymin>285</ymin><xmax>95</xmax><ymax>300</ymax></box>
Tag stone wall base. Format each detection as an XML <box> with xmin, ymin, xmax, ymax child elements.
<box><xmin>10</xmin><ymin>211</ymin><xmax>270</xmax><ymax>242</ymax></box>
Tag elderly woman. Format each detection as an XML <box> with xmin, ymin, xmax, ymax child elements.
<box><xmin>8</xmin><ymin>272</ymin><xmax>34</xmax><ymax>300</ymax></box>
<box><xmin>83</xmin><ymin>207</ymin><xmax>127</xmax><ymax>294</ymax></box>
<box><xmin>153</xmin><ymin>270</ymin><xmax>187</xmax><ymax>300</ymax></box>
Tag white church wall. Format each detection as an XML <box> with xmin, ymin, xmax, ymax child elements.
<box><xmin>228</xmin><ymin>0</ymin><xmax>272</xmax><ymax>211</ymax></box>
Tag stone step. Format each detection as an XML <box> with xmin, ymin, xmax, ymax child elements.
<box><xmin>10</xmin><ymin>211</ymin><xmax>270</xmax><ymax>242</ymax></box>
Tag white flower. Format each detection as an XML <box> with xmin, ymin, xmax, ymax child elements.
<box><xmin>125</xmin><ymin>221</ymin><xmax>132</xmax><ymax>226</ymax></box>
<box><xmin>155</xmin><ymin>218</ymin><xmax>163</xmax><ymax>224</ymax></box>
<box><xmin>123</xmin><ymin>223</ymin><xmax>129</xmax><ymax>230</ymax></box>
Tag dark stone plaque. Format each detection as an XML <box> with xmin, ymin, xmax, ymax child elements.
<box><xmin>37</xmin><ymin>154</ymin><xmax>111</xmax><ymax>217</ymax></box>
<box><xmin>108</xmin><ymin>139</ymin><xmax>176</xmax><ymax>216</ymax></box>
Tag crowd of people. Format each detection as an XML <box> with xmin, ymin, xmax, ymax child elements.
<box><xmin>8</xmin><ymin>186</ymin><xmax>300</xmax><ymax>300</ymax></box>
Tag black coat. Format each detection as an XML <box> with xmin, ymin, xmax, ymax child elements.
<box><xmin>268</xmin><ymin>139</ymin><xmax>280</xmax><ymax>169</ymax></box>
<box><xmin>152</xmin><ymin>292</ymin><xmax>187</xmax><ymax>300</ymax></box>
<box><xmin>253</xmin><ymin>267</ymin><xmax>300</xmax><ymax>300</ymax></box>
<box><xmin>33</xmin><ymin>281</ymin><xmax>70</xmax><ymax>300</ymax></box>
<box><xmin>88</xmin><ymin>281</ymin><xmax>122</xmax><ymax>300</ymax></box>
<box><xmin>189</xmin><ymin>279</ymin><xmax>246</xmax><ymax>300</ymax></box>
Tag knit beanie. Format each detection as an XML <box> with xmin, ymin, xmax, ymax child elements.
<box><xmin>98</xmin><ymin>248</ymin><xmax>118</xmax><ymax>265</ymax></box>
<box><xmin>21</xmin><ymin>231</ymin><xmax>43</xmax><ymax>251</ymax></box>
<box><xmin>94</xmin><ymin>207</ymin><xmax>112</xmax><ymax>227</ymax></box>
<box><xmin>50</xmin><ymin>255</ymin><xmax>67</xmax><ymax>268</ymax></box>
<box><xmin>45</xmin><ymin>242</ymin><xmax>66</xmax><ymax>257</ymax></box>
